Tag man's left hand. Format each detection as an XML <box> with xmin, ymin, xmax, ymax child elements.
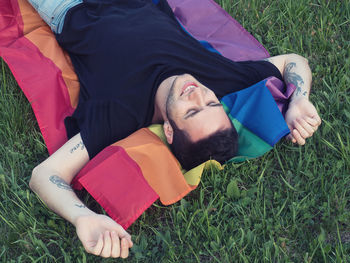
<box><xmin>284</xmin><ymin>97</ymin><xmax>321</xmax><ymax>145</ymax></box>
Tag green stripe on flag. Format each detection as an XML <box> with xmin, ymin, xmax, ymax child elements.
<box><xmin>229</xmin><ymin>118</ymin><xmax>273</xmax><ymax>163</ymax></box>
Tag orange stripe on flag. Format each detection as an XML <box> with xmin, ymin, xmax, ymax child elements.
<box><xmin>17</xmin><ymin>0</ymin><xmax>80</xmax><ymax>108</ymax></box>
<box><xmin>114</xmin><ymin>128</ymin><xmax>193</xmax><ymax>205</ymax></box>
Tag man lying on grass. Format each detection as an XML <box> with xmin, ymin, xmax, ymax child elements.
<box><xmin>28</xmin><ymin>0</ymin><xmax>321</xmax><ymax>259</ymax></box>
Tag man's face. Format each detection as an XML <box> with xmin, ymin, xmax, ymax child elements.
<box><xmin>165</xmin><ymin>74</ymin><xmax>232</xmax><ymax>142</ymax></box>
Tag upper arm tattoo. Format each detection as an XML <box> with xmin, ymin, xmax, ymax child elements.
<box><xmin>285</xmin><ymin>62</ymin><xmax>307</xmax><ymax>97</ymax></box>
<box><xmin>69</xmin><ymin>141</ymin><xmax>85</xmax><ymax>154</ymax></box>
<box><xmin>49</xmin><ymin>175</ymin><xmax>73</xmax><ymax>191</ymax></box>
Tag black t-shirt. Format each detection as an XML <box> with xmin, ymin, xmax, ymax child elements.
<box><xmin>56</xmin><ymin>0</ymin><xmax>282</xmax><ymax>158</ymax></box>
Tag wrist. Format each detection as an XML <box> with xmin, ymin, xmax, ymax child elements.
<box><xmin>71</xmin><ymin>208</ymin><xmax>96</xmax><ymax>227</ymax></box>
<box><xmin>290</xmin><ymin>92</ymin><xmax>309</xmax><ymax>105</ymax></box>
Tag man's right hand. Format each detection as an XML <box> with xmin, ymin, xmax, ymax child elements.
<box><xmin>75</xmin><ymin>213</ymin><xmax>133</xmax><ymax>258</ymax></box>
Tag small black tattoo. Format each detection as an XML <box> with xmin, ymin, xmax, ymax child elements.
<box><xmin>285</xmin><ymin>62</ymin><xmax>306</xmax><ymax>97</ymax></box>
<box><xmin>75</xmin><ymin>204</ymin><xmax>86</xmax><ymax>208</ymax></box>
<box><xmin>49</xmin><ymin>175</ymin><xmax>73</xmax><ymax>191</ymax></box>
<box><xmin>69</xmin><ymin>141</ymin><xmax>85</xmax><ymax>154</ymax></box>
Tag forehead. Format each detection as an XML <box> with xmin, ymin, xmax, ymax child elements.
<box><xmin>177</xmin><ymin>106</ymin><xmax>232</xmax><ymax>142</ymax></box>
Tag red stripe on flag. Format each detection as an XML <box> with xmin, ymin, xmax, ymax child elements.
<box><xmin>0</xmin><ymin>38</ymin><xmax>74</xmax><ymax>153</ymax></box>
<box><xmin>76</xmin><ymin>146</ymin><xmax>159</xmax><ymax>229</ymax></box>
<box><xmin>0</xmin><ymin>0</ymin><xmax>74</xmax><ymax>153</ymax></box>
<box><xmin>0</xmin><ymin>0</ymin><xmax>23</xmax><ymax>46</ymax></box>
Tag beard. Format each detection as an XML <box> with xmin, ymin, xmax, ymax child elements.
<box><xmin>165</xmin><ymin>78</ymin><xmax>177</xmax><ymax>120</ymax></box>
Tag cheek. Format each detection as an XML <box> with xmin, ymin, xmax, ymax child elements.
<box><xmin>166</xmin><ymin>98</ymin><xmax>180</xmax><ymax>118</ymax></box>
<box><xmin>169</xmin><ymin>101</ymin><xmax>183</xmax><ymax>118</ymax></box>
<box><xmin>169</xmin><ymin>101</ymin><xmax>189</xmax><ymax>121</ymax></box>
<box><xmin>209</xmin><ymin>92</ymin><xmax>219</xmax><ymax>102</ymax></box>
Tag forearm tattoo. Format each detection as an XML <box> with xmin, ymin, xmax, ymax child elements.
<box><xmin>75</xmin><ymin>204</ymin><xmax>86</xmax><ymax>208</ymax></box>
<box><xmin>69</xmin><ymin>141</ymin><xmax>85</xmax><ymax>154</ymax></box>
<box><xmin>285</xmin><ymin>62</ymin><xmax>307</xmax><ymax>97</ymax></box>
<box><xmin>49</xmin><ymin>175</ymin><xmax>73</xmax><ymax>191</ymax></box>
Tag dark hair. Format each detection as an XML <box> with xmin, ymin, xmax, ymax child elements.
<box><xmin>168</xmin><ymin>119</ymin><xmax>238</xmax><ymax>170</ymax></box>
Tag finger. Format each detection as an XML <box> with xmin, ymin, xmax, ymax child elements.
<box><xmin>111</xmin><ymin>231</ymin><xmax>121</xmax><ymax>258</ymax></box>
<box><xmin>313</xmin><ymin>114</ymin><xmax>322</xmax><ymax>125</ymax></box>
<box><xmin>292</xmin><ymin>129</ymin><xmax>306</xmax><ymax>145</ymax></box>
<box><xmin>291</xmin><ymin>136</ymin><xmax>297</xmax><ymax>143</ymax></box>
<box><xmin>297</xmin><ymin>118</ymin><xmax>315</xmax><ymax>135</ymax></box>
<box><xmin>120</xmin><ymin>238</ymin><xmax>130</xmax><ymax>259</ymax></box>
<box><xmin>92</xmin><ymin>233</ymin><xmax>104</xmax><ymax>256</ymax></box>
<box><xmin>100</xmin><ymin>231</ymin><xmax>112</xmax><ymax>258</ymax></box>
<box><xmin>123</xmin><ymin>233</ymin><xmax>133</xmax><ymax>247</ymax></box>
<box><xmin>286</xmin><ymin>125</ymin><xmax>297</xmax><ymax>142</ymax></box>
<box><xmin>115</xmin><ymin>225</ymin><xmax>133</xmax><ymax>247</ymax></box>
<box><xmin>286</xmin><ymin>134</ymin><xmax>297</xmax><ymax>143</ymax></box>
<box><xmin>293</xmin><ymin>119</ymin><xmax>311</xmax><ymax>139</ymax></box>
<box><xmin>305</xmin><ymin>116</ymin><xmax>318</xmax><ymax>127</ymax></box>
<box><xmin>306</xmin><ymin>116</ymin><xmax>321</xmax><ymax>129</ymax></box>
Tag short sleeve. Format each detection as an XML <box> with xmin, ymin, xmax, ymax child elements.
<box><xmin>64</xmin><ymin>99</ymin><xmax>141</xmax><ymax>159</ymax></box>
<box><xmin>209</xmin><ymin>59</ymin><xmax>284</xmax><ymax>99</ymax></box>
<box><xmin>236</xmin><ymin>60</ymin><xmax>283</xmax><ymax>82</ymax></box>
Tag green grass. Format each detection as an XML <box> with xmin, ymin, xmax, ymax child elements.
<box><xmin>1</xmin><ymin>0</ymin><xmax>349</xmax><ymax>262</ymax></box>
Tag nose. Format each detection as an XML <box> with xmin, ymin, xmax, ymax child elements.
<box><xmin>188</xmin><ymin>87</ymin><xmax>206</xmax><ymax>105</ymax></box>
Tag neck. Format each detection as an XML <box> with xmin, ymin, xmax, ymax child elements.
<box><xmin>152</xmin><ymin>75</ymin><xmax>177</xmax><ymax>123</ymax></box>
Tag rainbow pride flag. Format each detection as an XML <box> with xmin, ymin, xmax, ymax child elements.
<box><xmin>0</xmin><ymin>0</ymin><xmax>294</xmax><ymax>229</ymax></box>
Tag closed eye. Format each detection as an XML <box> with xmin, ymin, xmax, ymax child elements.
<box><xmin>184</xmin><ymin>108</ymin><xmax>199</xmax><ymax>119</ymax></box>
<box><xmin>207</xmin><ymin>102</ymin><xmax>222</xmax><ymax>107</ymax></box>
<box><xmin>184</xmin><ymin>102</ymin><xmax>222</xmax><ymax>119</ymax></box>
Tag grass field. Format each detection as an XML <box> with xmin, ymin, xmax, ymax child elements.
<box><xmin>1</xmin><ymin>0</ymin><xmax>349</xmax><ymax>262</ymax></box>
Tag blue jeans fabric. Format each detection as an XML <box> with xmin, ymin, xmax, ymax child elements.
<box><xmin>27</xmin><ymin>0</ymin><xmax>82</xmax><ymax>34</ymax></box>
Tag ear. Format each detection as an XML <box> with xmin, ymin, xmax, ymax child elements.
<box><xmin>163</xmin><ymin>121</ymin><xmax>173</xmax><ymax>144</ymax></box>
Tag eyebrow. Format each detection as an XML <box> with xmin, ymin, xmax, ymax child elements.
<box><xmin>184</xmin><ymin>103</ymin><xmax>223</xmax><ymax>120</ymax></box>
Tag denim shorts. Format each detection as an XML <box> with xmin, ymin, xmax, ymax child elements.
<box><xmin>27</xmin><ymin>0</ymin><xmax>83</xmax><ymax>34</ymax></box>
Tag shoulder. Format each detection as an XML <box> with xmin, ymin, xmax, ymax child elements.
<box><xmin>263</xmin><ymin>54</ymin><xmax>309</xmax><ymax>75</ymax></box>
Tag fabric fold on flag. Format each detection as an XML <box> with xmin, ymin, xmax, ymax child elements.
<box><xmin>72</xmin><ymin>77</ymin><xmax>294</xmax><ymax>229</ymax></box>
<box><xmin>1</xmin><ymin>0</ymin><xmax>295</xmax><ymax>229</ymax></box>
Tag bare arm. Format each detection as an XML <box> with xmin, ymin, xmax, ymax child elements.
<box><xmin>265</xmin><ymin>54</ymin><xmax>321</xmax><ymax>145</ymax></box>
<box><xmin>265</xmin><ymin>53</ymin><xmax>312</xmax><ymax>101</ymax></box>
<box><xmin>30</xmin><ymin>133</ymin><xmax>132</xmax><ymax>258</ymax></box>
<box><xmin>30</xmin><ymin>134</ymin><xmax>91</xmax><ymax>224</ymax></box>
